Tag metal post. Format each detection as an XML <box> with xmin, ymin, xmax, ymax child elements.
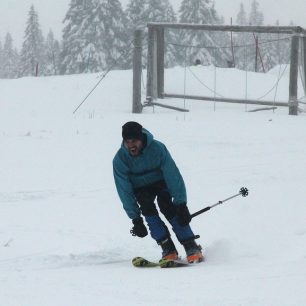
<box><xmin>289</xmin><ymin>35</ymin><xmax>299</xmax><ymax>115</ymax></box>
<box><xmin>156</xmin><ymin>28</ymin><xmax>165</xmax><ymax>98</ymax></box>
<box><xmin>132</xmin><ymin>29</ymin><xmax>143</xmax><ymax>113</ymax></box>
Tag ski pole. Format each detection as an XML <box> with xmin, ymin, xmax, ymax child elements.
<box><xmin>191</xmin><ymin>187</ymin><xmax>249</xmax><ymax>219</ymax></box>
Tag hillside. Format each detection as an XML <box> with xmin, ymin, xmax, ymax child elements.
<box><xmin>0</xmin><ymin>67</ymin><xmax>306</xmax><ymax>306</ymax></box>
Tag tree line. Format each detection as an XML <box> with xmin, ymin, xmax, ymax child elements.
<box><xmin>0</xmin><ymin>0</ymin><xmax>292</xmax><ymax>79</ymax></box>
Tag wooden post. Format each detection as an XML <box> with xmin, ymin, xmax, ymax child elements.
<box><xmin>302</xmin><ymin>36</ymin><xmax>306</xmax><ymax>98</ymax></box>
<box><xmin>255</xmin><ymin>35</ymin><xmax>258</xmax><ymax>72</ymax></box>
<box><xmin>289</xmin><ymin>35</ymin><xmax>299</xmax><ymax>115</ymax></box>
<box><xmin>230</xmin><ymin>17</ymin><xmax>235</xmax><ymax>67</ymax></box>
<box><xmin>153</xmin><ymin>29</ymin><xmax>158</xmax><ymax>100</ymax></box>
<box><xmin>147</xmin><ymin>26</ymin><xmax>154</xmax><ymax>102</ymax></box>
<box><xmin>147</xmin><ymin>23</ymin><xmax>306</xmax><ymax>35</ymax></box>
<box><xmin>132</xmin><ymin>29</ymin><xmax>143</xmax><ymax>113</ymax></box>
<box><xmin>156</xmin><ymin>28</ymin><xmax>165</xmax><ymax>98</ymax></box>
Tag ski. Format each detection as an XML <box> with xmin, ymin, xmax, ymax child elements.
<box><xmin>158</xmin><ymin>258</ymin><xmax>189</xmax><ymax>268</ymax></box>
<box><xmin>132</xmin><ymin>256</ymin><xmax>160</xmax><ymax>267</ymax></box>
<box><xmin>132</xmin><ymin>256</ymin><xmax>189</xmax><ymax>268</ymax></box>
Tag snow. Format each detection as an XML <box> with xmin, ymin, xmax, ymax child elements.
<box><xmin>0</xmin><ymin>66</ymin><xmax>306</xmax><ymax>306</ymax></box>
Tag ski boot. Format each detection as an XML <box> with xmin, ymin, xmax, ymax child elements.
<box><xmin>182</xmin><ymin>239</ymin><xmax>204</xmax><ymax>263</ymax></box>
<box><xmin>158</xmin><ymin>237</ymin><xmax>179</xmax><ymax>260</ymax></box>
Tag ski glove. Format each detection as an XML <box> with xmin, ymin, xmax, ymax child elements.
<box><xmin>176</xmin><ymin>203</ymin><xmax>192</xmax><ymax>226</ymax></box>
<box><xmin>130</xmin><ymin>217</ymin><xmax>148</xmax><ymax>238</ymax></box>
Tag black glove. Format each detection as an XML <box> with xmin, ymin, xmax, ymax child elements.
<box><xmin>176</xmin><ymin>203</ymin><xmax>192</xmax><ymax>226</ymax></box>
<box><xmin>130</xmin><ymin>217</ymin><xmax>148</xmax><ymax>238</ymax></box>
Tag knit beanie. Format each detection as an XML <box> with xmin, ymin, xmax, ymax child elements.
<box><xmin>122</xmin><ymin>121</ymin><xmax>143</xmax><ymax>140</ymax></box>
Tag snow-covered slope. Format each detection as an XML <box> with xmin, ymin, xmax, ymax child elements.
<box><xmin>0</xmin><ymin>67</ymin><xmax>306</xmax><ymax>306</ymax></box>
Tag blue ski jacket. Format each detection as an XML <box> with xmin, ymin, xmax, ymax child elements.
<box><xmin>113</xmin><ymin>128</ymin><xmax>187</xmax><ymax>220</ymax></box>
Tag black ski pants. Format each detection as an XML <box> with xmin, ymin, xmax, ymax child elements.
<box><xmin>133</xmin><ymin>180</ymin><xmax>176</xmax><ymax>221</ymax></box>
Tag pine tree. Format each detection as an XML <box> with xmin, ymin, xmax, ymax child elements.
<box><xmin>61</xmin><ymin>0</ymin><xmax>95</xmax><ymax>74</ymax></box>
<box><xmin>126</xmin><ymin>0</ymin><xmax>178</xmax><ymax>67</ymax></box>
<box><xmin>146</xmin><ymin>0</ymin><xmax>176</xmax><ymax>22</ymax></box>
<box><xmin>92</xmin><ymin>0</ymin><xmax>129</xmax><ymax>69</ymax></box>
<box><xmin>2</xmin><ymin>33</ymin><xmax>19</xmax><ymax>78</ymax></box>
<box><xmin>233</xmin><ymin>1</ymin><xmax>268</xmax><ymax>71</ymax></box>
<box><xmin>234</xmin><ymin>3</ymin><xmax>250</xmax><ymax>70</ymax></box>
<box><xmin>0</xmin><ymin>40</ymin><xmax>3</xmax><ymax>78</ymax></box>
<box><xmin>248</xmin><ymin>0</ymin><xmax>266</xmax><ymax>72</ymax></box>
<box><xmin>62</xmin><ymin>0</ymin><xmax>129</xmax><ymax>74</ymax></box>
<box><xmin>126</xmin><ymin>0</ymin><xmax>147</xmax><ymax>30</ymax></box>
<box><xmin>236</xmin><ymin>3</ymin><xmax>247</xmax><ymax>25</ymax></box>
<box><xmin>19</xmin><ymin>5</ymin><xmax>45</xmax><ymax>76</ymax></box>
<box><xmin>125</xmin><ymin>0</ymin><xmax>147</xmax><ymax>67</ymax></box>
<box><xmin>45</xmin><ymin>30</ymin><xmax>61</xmax><ymax>75</ymax></box>
<box><xmin>146</xmin><ymin>0</ymin><xmax>178</xmax><ymax>67</ymax></box>
<box><xmin>179</xmin><ymin>0</ymin><xmax>216</xmax><ymax>25</ymax></box>
<box><xmin>249</xmin><ymin>0</ymin><xmax>264</xmax><ymax>26</ymax></box>
<box><xmin>178</xmin><ymin>0</ymin><xmax>230</xmax><ymax>66</ymax></box>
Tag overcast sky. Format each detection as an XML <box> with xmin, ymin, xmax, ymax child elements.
<box><xmin>1</xmin><ymin>0</ymin><xmax>306</xmax><ymax>48</ymax></box>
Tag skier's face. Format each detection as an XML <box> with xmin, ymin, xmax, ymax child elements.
<box><xmin>124</xmin><ymin>139</ymin><xmax>143</xmax><ymax>157</ymax></box>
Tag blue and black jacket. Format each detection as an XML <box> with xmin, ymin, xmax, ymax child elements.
<box><xmin>113</xmin><ymin>128</ymin><xmax>187</xmax><ymax>219</ymax></box>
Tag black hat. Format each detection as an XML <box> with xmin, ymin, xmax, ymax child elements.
<box><xmin>122</xmin><ymin>121</ymin><xmax>143</xmax><ymax>140</ymax></box>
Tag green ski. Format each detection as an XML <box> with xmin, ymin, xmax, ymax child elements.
<box><xmin>158</xmin><ymin>258</ymin><xmax>189</xmax><ymax>268</ymax></box>
<box><xmin>132</xmin><ymin>256</ymin><xmax>160</xmax><ymax>267</ymax></box>
<box><xmin>132</xmin><ymin>256</ymin><xmax>189</xmax><ymax>268</ymax></box>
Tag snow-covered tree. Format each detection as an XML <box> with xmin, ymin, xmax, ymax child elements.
<box><xmin>45</xmin><ymin>30</ymin><xmax>61</xmax><ymax>75</ymax></box>
<box><xmin>1</xmin><ymin>33</ymin><xmax>19</xmax><ymax>78</ymax></box>
<box><xmin>260</xmin><ymin>20</ymin><xmax>290</xmax><ymax>71</ymax></box>
<box><xmin>248</xmin><ymin>0</ymin><xmax>267</xmax><ymax>72</ymax></box>
<box><xmin>61</xmin><ymin>0</ymin><xmax>129</xmax><ymax>74</ymax></box>
<box><xmin>125</xmin><ymin>0</ymin><xmax>148</xmax><ymax>67</ymax></box>
<box><xmin>126</xmin><ymin>0</ymin><xmax>147</xmax><ymax>31</ymax></box>
<box><xmin>233</xmin><ymin>1</ymin><xmax>286</xmax><ymax>72</ymax></box>
<box><xmin>19</xmin><ymin>5</ymin><xmax>45</xmax><ymax>76</ymax></box>
<box><xmin>126</xmin><ymin>0</ymin><xmax>178</xmax><ymax>67</ymax></box>
<box><xmin>126</xmin><ymin>0</ymin><xmax>177</xmax><ymax>33</ymax></box>
<box><xmin>233</xmin><ymin>1</ymin><xmax>269</xmax><ymax>71</ymax></box>
<box><xmin>236</xmin><ymin>3</ymin><xmax>247</xmax><ymax>26</ymax></box>
<box><xmin>234</xmin><ymin>3</ymin><xmax>250</xmax><ymax>70</ymax></box>
<box><xmin>147</xmin><ymin>0</ymin><xmax>178</xmax><ymax>67</ymax></box>
<box><xmin>178</xmin><ymin>0</ymin><xmax>230</xmax><ymax>66</ymax></box>
<box><xmin>91</xmin><ymin>0</ymin><xmax>129</xmax><ymax>69</ymax></box>
<box><xmin>0</xmin><ymin>40</ymin><xmax>3</xmax><ymax>78</ymax></box>
<box><xmin>145</xmin><ymin>0</ymin><xmax>176</xmax><ymax>22</ymax></box>
<box><xmin>61</xmin><ymin>0</ymin><xmax>95</xmax><ymax>74</ymax></box>
<box><xmin>249</xmin><ymin>0</ymin><xmax>264</xmax><ymax>26</ymax></box>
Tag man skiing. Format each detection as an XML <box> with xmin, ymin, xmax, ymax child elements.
<box><xmin>113</xmin><ymin>121</ymin><xmax>203</xmax><ymax>263</ymax></box>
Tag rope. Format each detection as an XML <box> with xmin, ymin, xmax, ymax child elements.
<box><xmin>72</xmin><ymin>39</ymin><xmax>136</xmax><ymax>114</ymax></box>
<box><xmin>171</xmin><ymin>32</ymin><xmax>290</xmax><ymax>105</ymax></box>
<box><xmin>186</xmin><ymin>66</ymin><xmax>225</xmax><ymax>98</ymax></box>
<box><xmin>256</xmin><ymin>64</ymin><xmax>288</xmax><ymax>100</ymax></box>
<box><xmin>166</xmin><ymin>36</ymin><xmax>291</xmax><ymax>51</ymax></box>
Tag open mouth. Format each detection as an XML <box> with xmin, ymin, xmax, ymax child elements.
<box><xmin>129</xmin><ymin>147</ymin><xmax>138</xmax><ymax>154</ymax></box>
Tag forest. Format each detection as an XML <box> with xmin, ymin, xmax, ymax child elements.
<box><xmin>0</xmin><ymin>0</ymin><xmax>292</xmax><ymax>78</ymax></box>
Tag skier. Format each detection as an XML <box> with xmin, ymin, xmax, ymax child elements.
<box><xmin>113</xmin><ymin>121</ymin><xmax>204</xmax><ymax>263</ymax></box>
